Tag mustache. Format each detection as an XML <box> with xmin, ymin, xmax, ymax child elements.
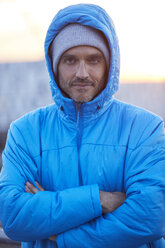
<box><xmin>69</xmin><ymin>78</ymin><xmax>95</xmax><ymax>86</ymax></box>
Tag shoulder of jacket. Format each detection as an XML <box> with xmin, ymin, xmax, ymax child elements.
<box><xmin>11</xmin><ymin>104</ymin><xmax>56</xmax><ymax>129</ymax></box>
<box><xmin>113</xmin><ymin>98</ymin><xmax>163</xmax><ymax>124</ymax></box>
<box><xmin>9</xmin><ymin>104</ymin><xmax>57</xmax><ymax>145</ymax></box>
<box><xmin>112</xmin><ymin>99</ymin><xmax>164</xmax><ymax>149</ymax></box>
<box><xmin>7</xmin><ymin>104</ymin><xmax>57</xmax><ymax>157</ymax></box>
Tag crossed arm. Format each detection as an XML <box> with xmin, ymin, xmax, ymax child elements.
<box><xmin>25</xmin><ymin>181</ymin><xmax>126</xmax><ymax>242</ymax></box>
<box><xmin>1</xmin><ymin>117</ymin><xmax>165</xmax><ymax>247</ymax></box>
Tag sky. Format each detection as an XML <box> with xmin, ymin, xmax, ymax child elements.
<box><xmin>0</xmin><ymin>0</ymin><xmax>165</xmax><ymax>82</ymax></box>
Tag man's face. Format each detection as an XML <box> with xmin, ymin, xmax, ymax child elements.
<box><xmin>57</xmin><ymin>46</ymin><xmax>107</xmax><ymax>103</ymax></box>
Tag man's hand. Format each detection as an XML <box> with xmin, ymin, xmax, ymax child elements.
<box><xmin>25</xmin><ymin>181</ymin><xmax>57</xmax><ymax>242</ymax></box>
<box><xmin>99</xmin><ymin>191</ymin><xmax>126</xmax><ymax>214</ymax></box>
<box><xmin>25</xmin><ymin>182</ymin><xmax>126</xmax><ymax>239</ymax></box>
<box><xmin>25</xmin><ymin>181</ymin><xmax>44</xmax><ymax>193</ymax></box>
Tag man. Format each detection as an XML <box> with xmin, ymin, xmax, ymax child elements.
<box><xmin>0</xmin><ymin>3</ymin><xmax>165</xmax><ymax>248</ymax></box>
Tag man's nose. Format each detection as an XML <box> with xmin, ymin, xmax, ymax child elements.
<box><xmin>76</xmin><ymin>61</ymin><xmax>89</xmax><ymax>79</ymax></box>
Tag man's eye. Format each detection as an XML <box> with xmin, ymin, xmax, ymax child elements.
<box><xmin>87</xmin><ymin>57</ymin><xmax>102</xmax><ymax>64</ymax></box>
<box><xmin>64</xmin><ymin>58</ymin><xmax>76</xmax><ymax>64</ymax></box>
<box><xmin>89</xmin><ymin>58</ymin><xmax>99</xmax><ymax>63</ymax></box>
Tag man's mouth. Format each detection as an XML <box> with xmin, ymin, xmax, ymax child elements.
<box><xmin>72</xmin><ymin>83</ymin><xmax>92</xmax><ymax>87</ymax></box>
<box><xmin>70</xmin><ymin>80</ymin><xmax>94</xmax><ymax>87</ymax></box>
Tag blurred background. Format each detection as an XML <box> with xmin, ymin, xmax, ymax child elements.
<box><xmin>0</xmin><ymin>0</ymin><xmax>165</xmax><ymax>166</ymax></box>
<box><xmin>0</xmin><ymin>0</ymin><xmax>165</xmax><ymax>246</ymax></box>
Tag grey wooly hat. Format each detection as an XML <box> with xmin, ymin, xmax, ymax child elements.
<box><xmin>50</xmin><ymin>23</ymin><xmax>110</xmax><ymax>75</ymax></box>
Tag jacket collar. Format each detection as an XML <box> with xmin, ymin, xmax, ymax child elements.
<box><xmin>50</xmin><ymin>77</ymin><xmax>114</xmax><ymax>122</ymax></box>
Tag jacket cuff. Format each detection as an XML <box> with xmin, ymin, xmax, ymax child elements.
<box><xmin>57</xmin><ymin>184</ymin><xmax>102</xmax><ymax>229</ymax></box>
<box><xmin>90</xmin><ymin>184</ymin><xmax>102</xmax><ymax>217</ymax></box>
<box><xmin>56</xmin><ymin>184</ymin><xmax>102</xmax><ymax>248</ymax></box>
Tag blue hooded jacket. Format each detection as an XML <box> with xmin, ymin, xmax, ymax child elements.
<box><xmin>0</xmin><ymin>4</ymin><xmax>165</xmax><ymax>248</ymax></box>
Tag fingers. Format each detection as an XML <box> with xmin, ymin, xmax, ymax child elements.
<box><xmin>35</xmin><ymin>181</ymin><xmax>44</xmax><ymax>191</ymax></box>
<box><xmin>25</xmin><ymin>182</ymin><xmax>39</xmax><ymax>194</ymax></box>
<box><xmin>49</xmin><ymin>235</ymin><xmax>56</xmax><ymax>241</ymax></box>
<box><xmin>25</xmin><ymin>181</ymin><xmax>45</xmax><ymax>194</ymax></box>
<box><xmin>100</xmin><ymin>191</ymin><xmax>126</xmax><ymax>214</ymax></box>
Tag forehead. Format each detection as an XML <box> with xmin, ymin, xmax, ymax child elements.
<box><xmin>61</xmin><ymin>45</ymin><xmax>103</xmax><ymax>57</ymax></box>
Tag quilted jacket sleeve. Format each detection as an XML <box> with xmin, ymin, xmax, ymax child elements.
<box><xmin>56</xmin><ymin>117</ymin><xmax>165</xmax><ymax>248</ymax></box>
<box><xmin>0</xmin><ymin>122</ymin><xmax>102</xmax><ymax>242</ymax></box>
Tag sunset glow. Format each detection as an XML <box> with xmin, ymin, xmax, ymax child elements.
<box><xmin>0</xmin><ymin>0</ymin><xmax>165</xmax><ymax>82</ymax></box>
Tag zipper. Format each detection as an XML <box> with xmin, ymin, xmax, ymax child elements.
<box><xmin>75</xmin><ymin>102</ymin><xmax>83</xmax><ymax>185</ymax></box>
<box><xmin>75</xmin><ymin>102</ymin><xmax>82</xmax><ymax>150</ymax></box>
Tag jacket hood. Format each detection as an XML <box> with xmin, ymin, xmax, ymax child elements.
<box><xmin>44</xmin><ymin>4</ymin><xmax>120</xmax><ymax>116</ymax></box>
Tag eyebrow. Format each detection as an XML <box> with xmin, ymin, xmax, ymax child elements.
<box><xmin>86</xmin><ymin>53</ymin><xmax>104</xmax><ymax>59</ymax></box>
<box><xmin>61</xmin><ymin>54</ymin><xmax>75</xmax><ymax>59</ymax></box>
<box><xmin>61</xmin><ymin>53</ymin><xmax>104</xmax><ymax>59</ymax></box>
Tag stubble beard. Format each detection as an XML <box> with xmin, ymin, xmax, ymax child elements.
<box><xmin>58</xmin><ymin>75</ymin><xmax>106</xmax><ymax>104</ymax></box>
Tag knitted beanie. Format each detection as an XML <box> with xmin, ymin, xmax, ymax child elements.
<box><xmin>50</xmin><ymin>24</ymin><xmax>110</xmax><ymax>75</ymax></box>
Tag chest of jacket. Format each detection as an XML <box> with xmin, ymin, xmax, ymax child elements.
<box><xmin>38</xmin><ymin>109</ymin><xmax>127</xmax><ymax>193</ymax></box>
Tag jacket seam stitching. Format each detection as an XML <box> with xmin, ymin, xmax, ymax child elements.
<box><xmin>35</xmin><ymin>144</ymin><xmax>135</xmax><ymax>158</ymax></box>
